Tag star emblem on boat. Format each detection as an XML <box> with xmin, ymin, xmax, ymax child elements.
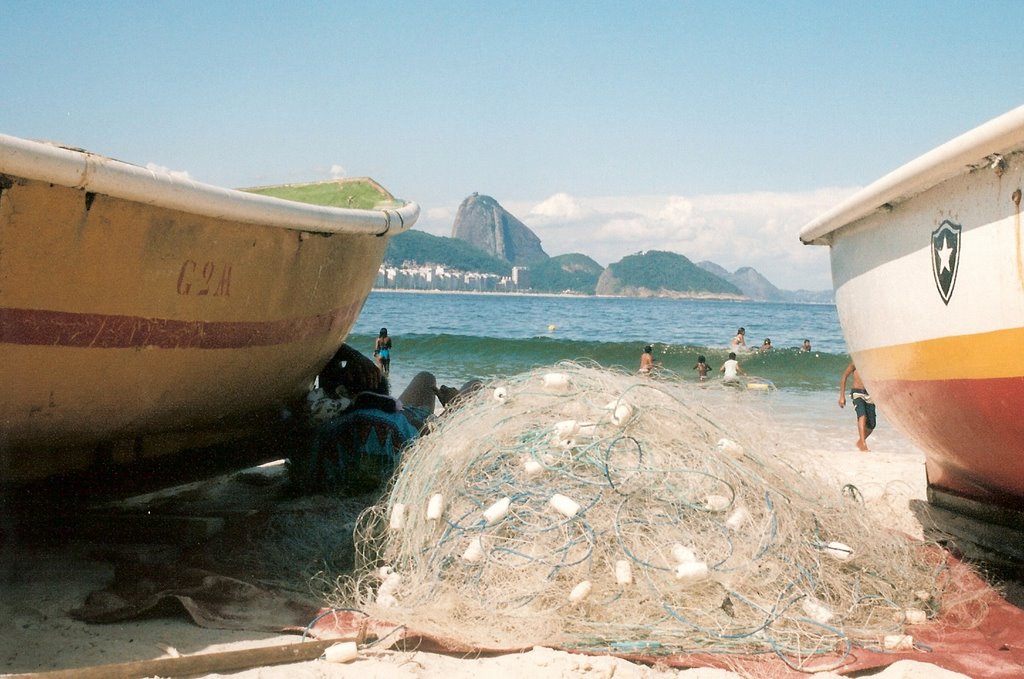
<box><xmin>935</xmin><ymin>237</ymin><xmax>954</xmax><ymax>273</ymax></box>
<box><xmin>930</xmin><ymin>220</ymin><xmax>961</xmax><ymax>305</ymax></box>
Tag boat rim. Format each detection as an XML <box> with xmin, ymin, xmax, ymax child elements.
<box><xmin>0</xmin><ymin>132</ymin><xmax>419</xmax><ymax>236</ymax></box>
<box><xmin>799</xmin><ymin>105</ymin><xmax>1024</xmax><ymax>246</ymax></box>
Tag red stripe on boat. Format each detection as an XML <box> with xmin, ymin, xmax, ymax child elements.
<box><xmin>871</xmin><ymin>375</ymin><xmax>1024</xmax><ymax>506</ymax></box>
<box><xmin>0</xmin><ymin>305</ymin><xmax>360</xmax><ymax>350</ymax></box>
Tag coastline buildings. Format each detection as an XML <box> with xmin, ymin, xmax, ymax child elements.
<box><xmin>375</xmin><ymin>263</ymin><xmax>529</xmax><ymax>293</ymax></box>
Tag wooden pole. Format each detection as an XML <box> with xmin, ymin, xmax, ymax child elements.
<box><xmin>9</xmin><ymin>636</ymin><xmax>359</xmax><ymax>679</ymax></box>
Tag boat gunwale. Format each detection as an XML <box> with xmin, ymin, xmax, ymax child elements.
<box><xmin>0</xmin><ymin>132</ymin><xmax>419</xmax><ymax>236</ymax></box>
<box><xmin>799</xmin><ymin>105</ymin><xmax>1024</xmax><ymax>245</ymax></box>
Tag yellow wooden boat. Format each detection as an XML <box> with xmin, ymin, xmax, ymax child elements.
<box><xmin>0</xmin><ymin>133</ymin><xmax>418</xmax><ymax>489</ymax></box>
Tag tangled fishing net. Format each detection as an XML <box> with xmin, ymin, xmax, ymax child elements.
<box><xmin>329</xmin><ymin>362</ymin><xmax>951</xmax><ymax>670</ymax></box>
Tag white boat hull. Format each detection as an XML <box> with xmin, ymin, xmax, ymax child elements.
<box><xmin>802</xmin><ymin>107</ymin><xmax>1024</xmax><ymax>510</ymax></box>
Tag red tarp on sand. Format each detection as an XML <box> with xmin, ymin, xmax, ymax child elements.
<box><xmin>303</xmin><ymin>558</ymin><xmax>1024</xmax><ymax>678</ymax></box>
<box><xmin>75</xmin><ymin>554</ymin><xmax>1023</xmax><ymax>678</ymax></box>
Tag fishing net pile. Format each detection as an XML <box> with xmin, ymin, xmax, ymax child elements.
<box><xmin>329</xmin><ymin>362</ymin><xmax>949</xmax><ymax>668</ymax></box>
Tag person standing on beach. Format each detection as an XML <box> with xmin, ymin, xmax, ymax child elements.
<box><xmin>839</xmin><ymin>362</ymin><xmax>876</xmax><ymax>451</ymax></box>
<box><xmin>374</xmin><ymin>327</ymin><xmax>392</xmax><ymax>376</ymax></box>
<box><xmin>720</xmin><ymin>352</ymin><xmax>744</xmax><ymax>384</ymax></box>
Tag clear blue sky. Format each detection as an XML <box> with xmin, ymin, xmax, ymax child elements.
<box><xmin>3</xmin><ymin>2</ymin><xmax>1020</xmax><ymax>290</ymax></box>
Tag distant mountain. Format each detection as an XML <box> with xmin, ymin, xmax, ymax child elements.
<box><xmin>782</xmin><ymin>288</ymin><xmax>836</xmax><ymax>304</ymax></box>
<box><xmin>529</xmin><ymin>254</ymin><xmax>604</xmax><ymax>293</ymax></box>
<box><xmin>596</xmin><ymin>251</ymin><xmax>743</xmax><ymax>298</ymax></box>
<box><xmin>697</xmin><ymin>261</ymin><xmax>834</xmax><ymax>303</ymax></box>
<box><xmin>384</xmin><ymin>229</ymin><xmax>512</xmax><ymax>276</ymax></box>
<box><xmin>731</xmin><ymin>266</ymin><xmax>782</xmax><ymax>300</ymax></box>
<box><xmin>382</xmin><ymin>195</ymin><xmax>834</xmax><ymax>301</ymax></box>
<box><xmin>451</xmin><ymin>193</ymin><xmax>549</xmax><ymax>265</ymax></box>
<box><xmin>695</xmin><ymin>261</ymin><xmax>732</xmax><ymax>281</ymax></box>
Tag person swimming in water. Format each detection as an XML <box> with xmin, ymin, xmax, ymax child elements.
<box><xmin>730</xmin><ymin>327</ymin><xmax>747</xmax><ymax>351</ymax></box>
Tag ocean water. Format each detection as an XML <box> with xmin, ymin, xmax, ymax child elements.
<box><xmin>347</xmin><ymin>291</ymin><xmax>922</xmax><ymax>456</ymax></box>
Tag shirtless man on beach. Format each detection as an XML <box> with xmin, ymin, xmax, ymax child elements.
<box><xmin>838</xmin><ymin>362</ymin><xmax>876</xmax><ymax>451</ymax></box>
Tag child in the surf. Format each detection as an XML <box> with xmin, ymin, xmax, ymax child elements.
<box><xmin>373</xmin><ymin>327</ymin><xmax>392</xmax><ymax>376</ymax></box>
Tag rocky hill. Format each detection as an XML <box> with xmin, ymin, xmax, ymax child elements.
<box><xmin>384</xmin><ymin>229</ymin><xmax>512</xmax><ymax>275</ymax></box>
<box><xmin>698</xmin><ymin>261</ymin><xmax>834</xmax><ymax>303</ymax></box>
<box><xmin>698</xmin><ymin>261</ymin><xmax>785</xmax><ymax>301</ymax></box>
<box><xmin>451</xmin><ymin>193</ymin><xmax>548</xmax><ymax>265</ymax></box>
<box><xmin>529</xmin><ymin>254</ymin><xmax>604</xmax><ymax>293</ymax></box>
<box><xmin>381</xmin><ymin>192</ymin><xmax>834</xmax><ymax>301</ymax></box>
<box><xmin>596</xmin><ymin>251</ymin><xmax>742</xmax><ymax>298</ymax></box>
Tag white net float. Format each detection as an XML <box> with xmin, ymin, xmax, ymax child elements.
<box><xmin>671</xmin><ymin>543</ymin><xmax>697</xmax><ymax>564</ymax></box>
<box><xmin>823</xmin><ymin>541</ymin><xmax>854</xmax><ymax>561</ymax></box>
<box><xmin>801</xmin><ymin>597</ymin><xmax>834</xmax><ymax>624</ymax></box>
<box><xmin>553</xmin><ymin>419</ymin><xmax>580</xmax><ymax>437</ymax></box>
<box><xmin>462</xmin><ymin>536</ymin><xmax>484</xmax><ymax>562</ymax></box>
<box><xmin>483</xmin><ymin>497</ymin><xmax>511</xmax><ymax>525</ymax></box>
<box><xmin>704</xmin><ymin>494</ymin><xmax>731</xmax><ymax>512</ymax></box>
<box><xmin>324</xmin><ymin>641</ymin><xmax>359</xmax><ymax>663</ymax></box>
<box><xmin>615</xmin><ymin>559</ymin><xmax>633</xmax><ymax>585</ymax></box>
<box><xmin>389</xmin><ymin>503</ymin><xmax>406</xmax><ymax>530</ymax></box>
<box><xmin>674</xmin><ymin>561</ymin><xmax>709</xmax><ymax>583</ymax></box>
<box><xmin>549</xmin><ymin>493</ymin><xmax>580</xmax><ymax>518</ymax></box>
<box><xmin>542</xmin><ymin>372</ymin><xmax>570</xmax><ymax>392</ymax></box>
<box><xmin>568</xmin><ymin>580</ymin><xmax>593</xmax><ymax>603</ymax></box>
<box><xmin>426</xmin><ymin>493</ymin><xmax>445</xmax><ymax>520</ymax></box>
<box><xmin>726</xmin><ymin>506</ymin><xmax>750</xmax><ymax>529</ymax></box>
<box><xmin>883</xmin><ymin>634</ymin><xmax>914</xmax><ymax>650</ymax></box>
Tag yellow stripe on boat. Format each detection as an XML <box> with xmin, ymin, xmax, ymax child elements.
<box><xmin>853</xmin><ymin>326</ymin><xmax>1024</xmax><ymax>382</ymax></box>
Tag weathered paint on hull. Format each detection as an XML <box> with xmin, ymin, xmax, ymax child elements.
<box><xmin>0</xmin><ymin>170</ymin><xmax>399</xmax><ymax>485</ymax></box>
<box><xmin>801</xmin><ymin>106</ymin><xmax>1024</xmax><ymax>512</ymax></box>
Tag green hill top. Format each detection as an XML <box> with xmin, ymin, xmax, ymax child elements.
<box><xmin>597</xmin><ymin>250</ymin><xmax>742</xmax><ymax>297</ymax></box>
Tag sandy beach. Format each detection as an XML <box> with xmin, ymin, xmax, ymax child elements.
<box><xmin>1</xmin><ymin>435</ymin><xmax>995</xmax><ymax>679</ymax></box>
<box><xmin>5</xmin><ymin>359</ymin><xmax>1022</xmax><ymax>679</ymax></box>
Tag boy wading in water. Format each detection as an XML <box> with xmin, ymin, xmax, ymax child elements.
<box><xmin>838</xmin><ymin>362</ymin><xmax>876</xmax><ymax>451</ymax></box>
<box><xmin>693</xmin><ymin>355</ymin><xmax>711</xmax><ymax>382</ymax></box>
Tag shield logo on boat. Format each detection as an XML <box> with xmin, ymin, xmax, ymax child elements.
<box><xmin>931</xmin><ymin>220</ymin><xmax>961</xmax><ymax>305</ymax></box>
